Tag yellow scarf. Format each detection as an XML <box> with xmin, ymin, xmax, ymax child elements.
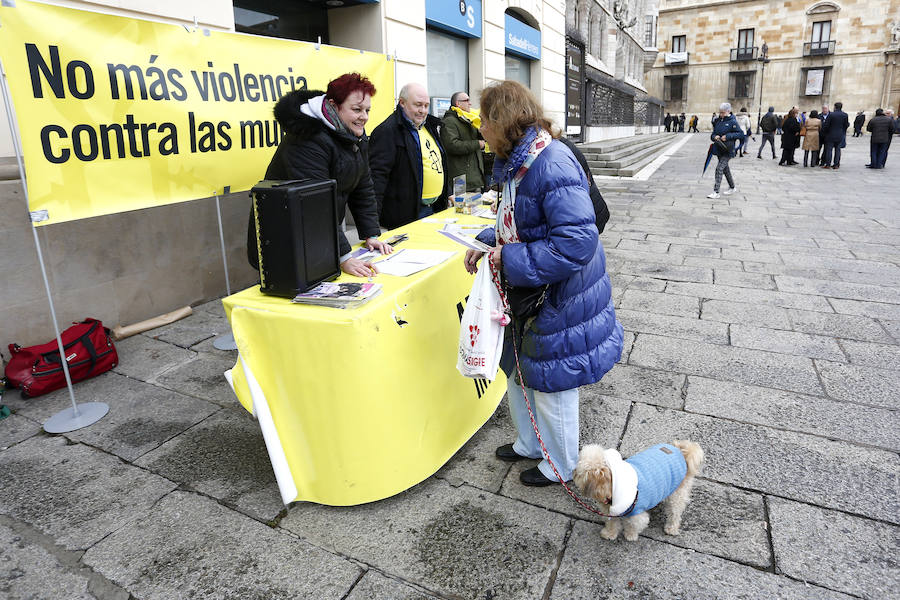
<box><xmin>451</xmin><ymin>105</ymin><xmax>481</xmax><ymax>129</ymax></box>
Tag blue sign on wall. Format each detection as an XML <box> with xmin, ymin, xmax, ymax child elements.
<box><xmin>425</xmin><ymin>0</ymin><xmax>482</xmax><ymax>39</ymax></box>
<box><xmin>505</xmin><ymin>14</ymin><xmax>541</xmax><ymax>60</ymax></box>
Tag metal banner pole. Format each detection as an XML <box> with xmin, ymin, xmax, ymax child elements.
<box><xmin>0</xmin><ymin>58</ymin><xmax>108</xmax><ymax>432</ymax></box>
<box><xmin>212</xmin><ymin>187</ymin><xmax>237</xmax><ymax>351</ymax></box>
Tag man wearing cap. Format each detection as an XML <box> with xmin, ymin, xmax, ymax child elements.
<box><xmin>369</xmin><ymin>82</ymin><xmax>450</xmax><ymax>229</ymax></box>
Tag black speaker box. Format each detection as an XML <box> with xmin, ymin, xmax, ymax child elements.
<box><xmin>250</xmin><ymin>179</ymin><xmax>340</xmax><ymax>297</ymax></box>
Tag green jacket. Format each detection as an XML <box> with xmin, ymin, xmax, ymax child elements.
<box><xmin>440</xmin><ymin>109</ymin><xmax>485</xmax><ymax>191</ymax></box>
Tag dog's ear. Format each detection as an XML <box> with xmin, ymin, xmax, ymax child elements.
<box><xmin>574</xmin><ymin>464</ymin><xmax>612</xmax><ymax>504</ymax></box>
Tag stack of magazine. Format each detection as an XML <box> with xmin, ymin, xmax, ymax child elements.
<box><xmin>292</xmin><ymin>282</ymin><xmax>382</xmax><ymax>309</ymax></box>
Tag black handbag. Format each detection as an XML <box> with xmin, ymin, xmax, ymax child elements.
<box><xmin>504</xmin><ymin>280</ymin><xmax>549</xmax><ymax>320</ymax></box>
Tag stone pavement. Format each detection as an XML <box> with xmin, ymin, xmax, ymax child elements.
<box><xmin>1</xmin><ymin>133</ymin><xmax>898</xmax><ymax>599</ymax></box>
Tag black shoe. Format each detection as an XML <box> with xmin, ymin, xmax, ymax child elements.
<box><xmin>495</xmin><ymin>443</ymin><xmax>527</xmax><ymax>462</ymax></box>
<box><xmin>520</xmin><ymin>466</ymin><xmax>556</xmax><ymax>487</ymax></box>
<box><xmin>756</xmin><ymin>155</ymin><xmax>762</xmax><ymax>159</ymax></box>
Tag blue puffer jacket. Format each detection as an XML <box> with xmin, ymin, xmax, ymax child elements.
<box><xmin>479</xmin><ymin>139</ymin><xmax>624</xmax><ymax>393</ymax></box>
<box><xmin>710</xmin><ymin>114</ymin><xmax>744</xmax><ymax>157</ymax></box>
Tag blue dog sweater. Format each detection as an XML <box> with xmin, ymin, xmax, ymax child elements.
<box><xmin>621</xmin><ymin>444</ymin><xmax>687</xmax><ymax>517</ymax></box>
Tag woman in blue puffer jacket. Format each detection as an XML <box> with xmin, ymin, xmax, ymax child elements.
<box><xmin>707</xmin><ymin>102</ymin><xmax>744</xmax><ymax>199</ymax></box>
<box><xmin>464</xmin><ymin>81</ymin><xmax>624</xmax><ymax>487</ymax></box>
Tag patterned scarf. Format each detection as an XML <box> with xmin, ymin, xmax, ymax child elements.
<box><xmin>495</xmin><ymin>127</ymin><xmax>553</xmax><ymax>245</ymax></box>
<box><xmin>321</xmin><ymin>97</ymin><xmax>352</xmax><ymax>137</ymax></box>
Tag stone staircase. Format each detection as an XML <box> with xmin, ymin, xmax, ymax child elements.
<box><xmin>577</xmin><ymin>132</ymin><xmax>680</xmax><ymax>177</ymax></box>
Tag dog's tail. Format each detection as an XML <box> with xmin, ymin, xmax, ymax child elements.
<box><xmin>672</xmin><ymin>440</ymin><xmax>704</xmax><ymax>477</ymax></box>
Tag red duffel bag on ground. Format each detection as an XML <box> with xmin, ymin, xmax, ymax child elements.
<box><xmin>5</xmin><ymin>318</ymin><xmax>118</xmax><ymax>397</ymax></box>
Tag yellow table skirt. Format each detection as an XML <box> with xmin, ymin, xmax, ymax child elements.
<box><xmin>223</xmin><ymin>209</ymin><xmax>506</xmax><ymax>506</ymax></box>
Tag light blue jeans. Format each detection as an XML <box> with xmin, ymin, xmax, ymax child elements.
<box><xmin>507</xmin><ymin>379</ymin><xmax>580</xmax><ymax>482</ymax></box>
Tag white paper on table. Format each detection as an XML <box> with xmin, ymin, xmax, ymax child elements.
<box><xmin>471</xmin><ymin>206</ymin><xmax>497</xmax><ymax>219</ymax></box>
<box><xmin>423</xmin><ymin>217</ymin><xmax>458</xmax><ymax>223</ymax></box>
<box><xmin>375</xmin><ymin>248</ymin><xmax>456</xmax><ymax>276</ymax></box>
<box><xmin>438</xmin><ymin>228</ymin><xmax>493</xmax><ymax>252</ymax></box>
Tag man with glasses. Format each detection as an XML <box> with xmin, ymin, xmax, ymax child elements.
<box><xmin>440</xmin><ymin>91</ymin><xmax>486</xmax><ymax>192</ymax></box>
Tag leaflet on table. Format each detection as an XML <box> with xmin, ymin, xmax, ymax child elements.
<box><xmin>437</xmin><ymin>228</ymin><xmax>493</xmax><ymax>252</ymax></box>
<box><xmin>471</xmin><ymin>206</ymin><xmax>497</xmax><ymax>219</ymax></box>
<box><xmin>292</xmin><ymin>282</ymin><xmax>382</xmax><ymax>308</ymax></box>
<box><xmin>375</xmin><ymin>248</ymin><xmax>455</xmax><ymax>277</ymax></box>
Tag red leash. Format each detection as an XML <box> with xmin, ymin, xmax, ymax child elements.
<box><xmin>488</xmin><ymin>255</ymin><xmax>610</xmax><ymax>518</ymax></box>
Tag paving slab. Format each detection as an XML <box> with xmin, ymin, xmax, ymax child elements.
<box><xmin>700</xmin><ymin>299</ymin><xmax>792</xmax><ymax>329</ymax></box>
<box><xmin>145</xmin><ymin>309</ymin><xmax>228</xmax><ymax>349</ymax></box>
<box><xmin>585</xmin><ymin>363</ymin><xmax>685</xmax><ymax>409</ymax></box>
<box><xmin>775</xmin><ymin>275</ymin><xmax>900</xmax><ymax>304</ymax></box>
<box><xmin>630</xmin><ymin>333</ymin><xmax>823</xmax><ymax>395</ymax></box>
<box><xmin>111</xmin><ymin>334</ymin><xmax>196</xmax><ymax>382</ymax></box>
<box><xmin>280</xmin><ymin>478</ymin><xmax>570</xmax><ymax>600</ymax></box>
<box><xmin>618</xmin><ymin>404</ymin><xmax>899</xmax><ymax>524</ymax></box>
<box><xmin>622</xmin><ymin>276</ymin><xmax>667</xmax><ymax>292</ymax></box>
<box><xmin>786</xmin><ymin>308</ymin><xmax>895</xmax><ymax>343</ymax></box>
<box><xmin>134</xmin><ymin>408</ymin><xmax>283</xmax><ymax>523</ymax></box>
<box><xmin>769</xmin><ymin>497</ymin><xmax>900</xmax><ymax>600</ymax></box>
<box><xmin>618</xmin><ymin>330</ymin><xmax>635</xmax><ymax>363</ymax></box>
<box><xmin>82</xmin><ymin>490</ymin><xmax>361</xmax><ymax>600</ymax></box>
<box><xmin>549</xmin><ymin>520</ymin><xmax>852</xmax><ymax>600</ymax></box>
<box><xmin>668</xmin><ymin>243</ymin><xmax>721</xmax><ymax>257</ymax></box>
<box><xmin>685</xmin><ymin>377</ymin><xmax>899</xmax><ymax>451</ymax></box>
<box><xmin>0</xmin><ymin>436</ymin><xmax>176</xmax><ymax>549</ymax></box>
<box><xmin>618</xmin><ymin>289</ymin><xmax>700</xmax><ymax>317</ymax></box>
<box><xmin>838</xmin><ymin>339</ymin><xmax>900</xmax><ymax>370</ymax></box>
<box><xmin>829</xmin><ymin>297</ymin><xmax>900</xmax><ymax>321</ymax></box>
<box><xmin>729</xmin><ymin>324</ymin><xmax>845</xmax><ymax>361</ymax></box>
<box><xmin>815</xmin><ymin>360</ymin><xmax>900</xmax><ymax>409</ymax></box>
<box><xmin>0</xmin><ymin>413</ymin><xmax>41</xmax><ymax>449</ymax></box>
<box><xmin>666</xmin><ymin>281</ymin><xmax>833</xmax><ymax>311</ymax></box>
<box><xmin>881</xmin><ymin>319</ymin><xmax>900</xmax><ymax>343</ymax></box>
<box><xmin>713</xmin><ymin>269</ymin><xmax>776</xmax><ymax>289</ymax></box>
<box><xmin>345</xmin><ymin>570</ymin><xmax>440</xmax><ymax>600</ymax></box>
<box><xmin>1</xmin><ymin>373</ymin><xmax>220</xmax><ymax>462</ymax></box>
<box><xmin>154</xmin><ymin>351</ymin><xmax>239</xmax><ymax>406</ymax></box>
<box><xmin>608</xmin><ymin>261</ymin><xmax>713</xmax><ymax>284</ymax></box>
<box><xmin>615</xmin><ymin>308</ymin><xmax>729</xmax><ymax>345</ymax></box>
<box><xmin>193</xmin><ymin>298</ymin><xmax>227</xmax><ymax>319</ymax></box>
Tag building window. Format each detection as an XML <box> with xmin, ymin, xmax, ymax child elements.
<box><xmin>810</xmin><ymin>20</ymin><xmax>831</xmax><ymax>49</ymax></box>
<box><xmin>233</xmin><ymin>2</ymin><xmax>328</xmax><ymax>43</ymax></box>
<box><xmin>506</xmin><ymin>55</ymin><xmax>532</xmax><ymax>88</ymax></box>
<box><xmin>728</xmin><ymin>71</ymin><xmax>756</xmax><ymax>98</ymax></box>
<box><xmin>645</xmin><ymin>15</ymin><xmax>657</xmax><ymax>47</ymax></box>
<box><xmin>426</xmin><ymin>29</ymin><xmax>468</xmax><ymax>115</ymax></box>
<box><xmin>672</xmin><ymin>35</ymin><xmax>686</xmax><ymax>53</ymax></box>
<box><xmin>738</xmin><ymin>28</ymin><xmax>754</xmax><ymax>49</ymax></box>
<box><xmin>664</xmin><ymin>75</ymin><xmax>687</xmax><ymax>101</ymax></box>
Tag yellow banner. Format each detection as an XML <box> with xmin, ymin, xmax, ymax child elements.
<box><xmin>0</xmin><ymin>1</ymin><xmax>395</xmax><ymax>225</ymax></box>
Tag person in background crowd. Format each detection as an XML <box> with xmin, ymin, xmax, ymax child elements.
<box><xmin>249</xmin><ymin>72</ymin><xmax>391</xmax><ymax>277</ymax></box>
<box><xmin>664</xmin><ymin>112</ymin><xmax>673</xmax><ymax>132</ymax></box>
<box><xmin>853</xmin><ymin>111</ymin><xmax>865</xmax><ymax>137</ymax></box>
<box><xmin>707</xmin><ymin>102</ymin><xmax>743</xmax><ymax>199</ymax></box>
<box><xmin>801</xmin><ymin>110</ymin><xmax>822</xmax><ymax>167</ymax></box>
<box><xmin>369</xmin><ymin>82</ymin><xmax>450</xmax><ymax>228</ymax></box>
<box><xmin>779</xmin><ymin>108</ymin><xmax>802</xmax><ymax>166</ymax></box>
<box><xmin>441</xmin><ymin>91</ymin><xmax>485</xmax><ymax>192</ymax></box>
<box><xmin>711</xmin><ymin>113</ymin><xmax>717</xmax><ymax>128</ymax></box>
<box><xmin>465</xmin><ymin>80</ymin><xmax>623</xmax><ymax>487</ymax></box>
<box><xmin>820</xmin><ymin>101</ymin><xmax>849</xmax><ymax>170</ymax></box>
<box><xmin>757</xmin><ymin>106</ymin><xmax>778</xmax><ymax>159</ymax></box>
<box><xmin>775</xmin><ymin>114</ymin><xmax>783</xmax><ymax>135</ymax></box>
<box><xmin>866</xmin><ymin>108</ymin><xmax>894</xmax><ymax>169</ymax></box>
<box><xmin>884</xmin><ymin>109</ymin><xmax>898</xmax><ymax>166</ymax></box>
<box><xmin>735</xmin><ymin>107</ymin><xmax>752</xmax><ymax>157</ymax></box>
<box><xmin>800</xmin><ymin>111</ymin><xmax>807</xmax><ymax>126</ymax></box>
<box><xmin>678</xmin><ymin>112</ymin><xmax>686</xmax><ymax>132</ymax></box>
<box><xmin>689</xmin><ymin>115</ymin><xmax>699</xmax><ymax>132</ymax></box>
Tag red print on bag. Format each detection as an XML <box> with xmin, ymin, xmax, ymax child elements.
<box><xmin>469</xmin><ymin>324</ymin><xmax>480</xmax><ymax>347</ymax></box>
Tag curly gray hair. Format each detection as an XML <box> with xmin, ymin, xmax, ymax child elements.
<box><xmin>719</xmin><ymin>102</ymin><xmax>732</xmax><ymax>113</ymax></box>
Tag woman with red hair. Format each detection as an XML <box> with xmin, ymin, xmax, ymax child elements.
<box><xmin>248</xmin><ymin>73</ymin><xmax>392</xmax><ymax>276</ymax></box>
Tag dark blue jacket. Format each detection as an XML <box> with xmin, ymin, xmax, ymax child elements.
<box><xmin>821</xmin><ymin>109</ymin><xmax>849</xmax><ymax>144</ymax></box>
<box><xmin>710</xmin><ymin>114</ymin><xmax>744</xmax><ymax>157</ymax></box>
<box><xmin>478</xmin><ymin>140</ymin><xmax>623</xmax><ymax>393</ymax></box>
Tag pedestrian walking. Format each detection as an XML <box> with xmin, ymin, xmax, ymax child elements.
<box><xmin>853</xmin><ymin>111</ymin><xmax>865</xmax><ymax>137</ymax></box>
<box><xmin>757</xmin><ymin>106</ymin><xmax>778</xmax><ymax>159</ymax></box>
<box><xmin>779</xmin><ymin>108</ymin><xmax>801</xmax><ymax>166</ymax></box>
<box><xmin>689</xmin><ymin>115</ymin><xmax>699</xmax><ymax>132</ymax></box>
<box><xmin>706</xmin><ymin>102</ymin><xmax>743</xmax><ymax>199</ymax></box>
<box><xmin>735</xmin><ymin>107</ymin><xmax>752</xmax><ymax>156</ymax></box>
<box><xmin>801</xmin><ymin>110</ymin><xmax>822</xmax><ymax>167</ymax></box>
<box><xmin>820</xmin><ymin>101</ymin><xmax>849</xmax><ymax>170</ymax></box>
<box><xmin>678</xmin><ymin>113</ymin><xmax>686</xmax><ymax>132</ymax></box>
<box><xmin>865</xmin><ymin>108</ymin><xmax>894</xmax><ymax>169</ymax></box>
<box><xmin>884</xmin><ymin>109</ymin><xmax>898</xmax><ymax>166</ymax></box>
<box><xmin>664</xmin><ymin>112</ymin><xmax>672</xmax><ymax>132</ymax></box>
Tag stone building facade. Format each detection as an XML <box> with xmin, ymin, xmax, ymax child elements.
<box><xmin>565</xmin><ymin>0</ymin><xmax>665</xmax><ymax>140</ymax></box>
<box><xmin>646</xmin><ymin>0</ymin><xmax>900</xmax><ymax>131</ymax></box>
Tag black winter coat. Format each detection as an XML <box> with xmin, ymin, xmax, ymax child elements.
<box><xmin>853</xmin><ymin>114</ymin><xmax>865</xmax><ymax>130</ymax></box>
<box><xmin>247</xmin><ymin>89</ymin><xmax>382</xmax><ymax>269</ymax></box>
<box><xmin>557</xmin><ymin>136</ymin><xmax>610</xmax><ymax>233</ymax></box>
<box><xmin>821</xmin><ymin>109</ymin><xmax>849</xmax><ymax>144</ymax></box>
<box><xmin>369</xmin><ymin>106</ymin><xmax>449</xmax><ymax>229</ymax></box>
<box><xmin>780</xmin><ymin>117</ymin><xmax>801</xmax><ymax>149</ymax></box>
<box><xmin>867</xmin><ymin>114</ymin><xmax>896</xmax><ymax>144</ymax></box>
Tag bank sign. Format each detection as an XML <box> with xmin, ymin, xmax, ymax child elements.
<box><xmin>426</xmin><ymin>0</ymin><xmax>482</xmax><ymax>38</ymax></box>
<box><xmin>504</xmin><ymin>14</ymin><xmax>541</xmax><ymax>60</ymax></box>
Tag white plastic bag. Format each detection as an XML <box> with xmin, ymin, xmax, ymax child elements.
<box><xmin>457</xmin><ymin>261</ymin><xmax>507</xmax><ymax>380</ymax></box>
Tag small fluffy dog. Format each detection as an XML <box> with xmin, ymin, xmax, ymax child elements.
<box><xmin>573</xmin><ymin>440</ymin><xmax>704</xmax><ymax>541</ymax></box>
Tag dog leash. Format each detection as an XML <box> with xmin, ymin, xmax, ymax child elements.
<box><xmin>488</xmin><ymin>255</ymin><xmax>611</xmax><ymax>518</ymax></box>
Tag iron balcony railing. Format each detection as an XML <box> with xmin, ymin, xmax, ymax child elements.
<box><xmin>730</xmin><ymin>46</ymin><xmax>758</xmax><ymax>61</ymax></box>
<box><xmin>803</xmin><ymin>40</ymin><xmax>835</xmax><ymax>56</ymax></box>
